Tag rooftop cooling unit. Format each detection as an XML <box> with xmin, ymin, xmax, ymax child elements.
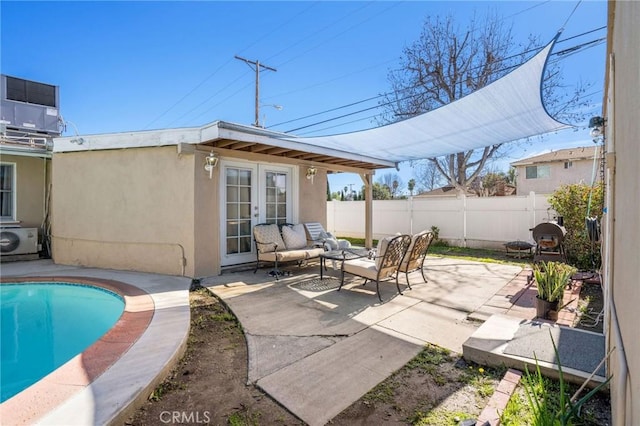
<box><xmin>0</xmin><ymin>75</ymin><xmax>60</xmax><ymax>136</ymax></box>
<box><xmin>0</xmin><ymin>227</ymin><xmax>39</xmax><ymax>255</ymax></box>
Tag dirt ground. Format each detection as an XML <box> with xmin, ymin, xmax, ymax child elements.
<box><xmin>574</xmin><ymin>276</ymin><xmax>605</xmax><ymax>334</ymax></box>
<box><xmin>127</xmin><ymin>284</ymin><xmax>611</xmax><ymax>426</ymax></box>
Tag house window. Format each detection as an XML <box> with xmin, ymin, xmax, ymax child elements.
<box><xmin>564</xmin><ymin>161</ymin><xmax>573</xmax><ymax>169</ymax></box>
<box><xmin>0</xmin><ymin>163</ymin><xmax>16</xmax><ymax>220</ymax></box>
<box><xmin>525</xmin><ymin>165</ymin><xmax>550</xmax><ymax>179</ymax></box>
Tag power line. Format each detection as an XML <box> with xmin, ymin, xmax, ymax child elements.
<box><xmin>164</xmin><ymin>2</ymin><xmax>402</xmax><ymax>128</ymax></box>
<box><xmin>142</xmin><ymin>2</ymin><xmax>319</xmax><ymax>129</ymax></box>
<box><xmin>278</xmin><ymin>36</ymin><xmax>606</xmax><ymax>134</ymax></box>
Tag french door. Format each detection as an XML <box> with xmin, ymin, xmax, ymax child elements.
<box><xmin>220</xmin><ymin>160</ymin><xmax>293</xmax><ymax>266</ymax></box>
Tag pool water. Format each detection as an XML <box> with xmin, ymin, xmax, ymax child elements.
<box><xmin>0</xmin><ymin>283</ymin><xmax>125</xmax><ymax>402</ymax></box>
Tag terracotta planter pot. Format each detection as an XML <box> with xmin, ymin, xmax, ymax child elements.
<box><xmin>536</xmin><ymin>296</ymin><xmax>559</xmax><ymax>319</ymax></box>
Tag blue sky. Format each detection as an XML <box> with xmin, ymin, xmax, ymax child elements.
<box><xmin>1</xmin><ymin>1</ymin><xmax>607</xmax><ymax>193</ymax></box>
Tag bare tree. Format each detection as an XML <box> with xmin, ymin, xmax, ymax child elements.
<box><xmin>412</xmin><ymin>160</ymin><xmax>444</xmax><ymax>192</ymax></box>
<box><xmin>377</xmin><ymin>172</ymin><xmax>404</xmax><ymax>198</ymax></box>
<box><xmin>381</xmin><ymin>12</ymin><xmax>592</xmax><ymax>192</ymax></box>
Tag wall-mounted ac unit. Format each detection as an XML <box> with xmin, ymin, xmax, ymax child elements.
<box><xmin>0</xmin><ymin>227</ymin><xmax>38</xmax><ymax>255</ymax></box>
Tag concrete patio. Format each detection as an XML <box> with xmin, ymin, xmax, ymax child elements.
<box><xmin>204</xmin><ymin>256</ymin><xmax>523</xmax><ymax>426</ymax></box>
<box><xmin>1</xmin><ymin>255</ymin><xmax>606</xmax><ymax>426</ymax></box>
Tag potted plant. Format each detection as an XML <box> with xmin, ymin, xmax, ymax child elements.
<box><xmin>533</xmin><ymin>261</ymin><xmax>577</xmax><ymax>319</ymax></box>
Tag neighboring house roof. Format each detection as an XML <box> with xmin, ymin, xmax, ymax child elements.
<box><xmin>414</xmin><ymin>186</ymin><xmax>475</xmax><ymax>197</ymax></box>
<box><xmin>510</xmin><ymin>146</ymin><xmax>598</xmax><ymax>166</ymax></box>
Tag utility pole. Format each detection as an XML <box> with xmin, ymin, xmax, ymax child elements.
<box><xmin>234</xmin><ymin>55</ymin><xmax>277</xmax><ymax>127</ymax></box>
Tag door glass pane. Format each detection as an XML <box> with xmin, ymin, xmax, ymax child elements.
<box><xmin>239</xmin><ymin>187</ymin><xmax>251</xmax><ymax>202</ymax></box>
<box><xmin>227</xmin><ymin>187</ymin><xmax>238</xmax><ymax>203</ymax></box>
<box><xmin>226</xmin><ymin>238</ymin><xmax>239</xmax><ymax>254</ymax></box>
<box><xmin>277</xmin><ymin>204</ymin><xmax>286</xmax><ymax>217</ymax></box>
<box><xmin>226</xmin><ymin>204</ymin><xmax>238</xmax><ymax>219</ymax></box>
<box><xmin>277</xmin><ymin>188</ymin><xmax>287</xmax><ymax>202</ymax></box>
<box><xmin>239</xmin><ymin>169</ymin><xmax>251</xmax><ymax>186</ymax></box>
<box><xmin>239</xmin><ymin>220</ymin><xmax>251</xmax><ymax>236</ymax></box>
<box><xmin>239</xmin><ymin>204</ymin><xmax>251</xmax><ymax>219</ymax></box>
<box><xmin>239</xmin><ymin>237</ymin><xmax>252</xmax><ymax>253</ymax></box>
<box><xmin>226</xmin><ymin>222</ymin><xmax>238</xmax><ymax>237</ymax></box>
<box><xmin>266</xmin><ymin>204</ymin><xmax>276</xmax><ymax>218</ymax></box>
<box><xmin>266</xmin><ymin>188</ymin><xmax>276</xmax><ymax>203</ymax></box>
<box><xmin>264</xmin><ymin>171</ymin><xmax>288</xmax><ymax>224</ymax></box>
<box><xmin>226</xmin><ymin>168</ymin><xmax>238</xmax><ymax>185</ymax></box>
<box><xmin>226</xmin><ymin>167</ymin><xmax>253</xmax><ymax>255</ymax></box>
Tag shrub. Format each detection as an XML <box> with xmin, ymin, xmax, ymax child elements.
<box><xmin>547</xmin><ymin>183</ymin><xmax>603</xmax><ymax>270</ymax></box>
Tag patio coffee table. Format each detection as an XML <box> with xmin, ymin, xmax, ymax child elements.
<box><xmin>319</xmin><ymin>248</ymin><xmax>369</xmax><ymax>280</ymax></box>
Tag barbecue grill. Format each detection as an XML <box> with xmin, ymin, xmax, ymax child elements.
<box><xmin>531</xmin><ymin>221</ymin><xmax>567</xmax><ymax>263</ymax></box>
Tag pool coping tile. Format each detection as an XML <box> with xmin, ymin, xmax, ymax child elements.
<box><xmin>0</xmin><ymin>276</ymin><xmax>155</xmax><ymax>425</ymax></box>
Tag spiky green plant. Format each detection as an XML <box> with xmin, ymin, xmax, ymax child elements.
<box><xmin>522</xmin><ymin>331</ymin><xmax>610</xmax><ymax>425</ymax></box>
<box><xmin>533</xmin><ymin>261</ymin><xmax>577</xmax><ymax>303</ymax></box>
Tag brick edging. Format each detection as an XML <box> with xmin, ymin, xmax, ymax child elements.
<box><xmin>476</xmin><ymin>368</ymin><xmax>522</xmax><ymax>425</ymax></box>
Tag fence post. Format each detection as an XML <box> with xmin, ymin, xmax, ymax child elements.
<box><xmin>409</xmin><ymin>196</ymin><xmax>414</xmax><ymax>235</ymax></box>
<box><xmin>529</xmin><ymin>191</ymin><xmax>536</xmax><ymax>230</ymax></box>
<box><xmin>462</xmin><ymin>193</ymin><xmax>467</xmax><ymax>248</ymax></box>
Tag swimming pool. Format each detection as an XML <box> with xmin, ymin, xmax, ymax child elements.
<box><xmin>1</xmin><ymin>282</ymin><xmax>125</xmax><ymax>402</ymax></box>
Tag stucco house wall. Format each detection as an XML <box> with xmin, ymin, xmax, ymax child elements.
<box><xmin>298</xmin><ymin>170</ymin><xmax>327</xmax><ymax>225</ymax></box>
<box><xmin>51</xmin><ymin>146</ymin><xmax>199</xmax><ymax>276</ymax></box>
<box><xmin>1</xmin><ymin>154</ymin><xmax>50</xmax><ymax>229</ymax></box>
<box><xmin>605</xmin><ymin>1</ymin><xmax>639</xmax><ymax>423</ymax></box>
<box><xmin>50</xmin><ymin>141</ymin><xmax>331</xmax><ymax>278</ymax></box>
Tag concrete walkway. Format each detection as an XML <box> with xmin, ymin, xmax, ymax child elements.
<box><xmin>205</xmin><ymin>256</ymin><xmax>522</xmax><ymax>426</ymax></box>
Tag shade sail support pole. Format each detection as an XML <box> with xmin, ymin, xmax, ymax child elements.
<box><xmin>360</xmin><ymin>173</ymin><xmax>373</xmax><ymax>249</ymax></box>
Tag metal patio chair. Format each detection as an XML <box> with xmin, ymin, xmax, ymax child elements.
<box><xmin>339</xmin><ymin>234</ymin><xmax>411</xmax><ymax>302</ymax></box>
<box><xmin>397</xmin><ymin>230</ymin><xmax>435</xmax><ymax>287</ymax></box>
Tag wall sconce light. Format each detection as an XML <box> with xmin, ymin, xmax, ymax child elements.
<box><xmin>588</xmin><ymin>116</ymin><xmax>605</xmax><ymax>139</ymax></box>
<box><xmin>204</xmin><ymin>152</ymin><xmax>218</xmax><ymax>179</ymax></box>
<box><xmin>306</xmin><ymin>166</ymin><xmax>317</xmax><ymax>184</ymax></box>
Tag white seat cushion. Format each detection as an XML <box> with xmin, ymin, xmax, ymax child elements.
<box><xmin>282</xmin><ymin>224</ymin><xmax>307</xmax><ymax>249</ymax></box>
<box><xmin>304</xmin><ymin>247</ymin><xmax>325</xmax><ymax>258</ymax></box>
<box><xmin>342</xmin><ymin>257</ymin><xmax>379</xmax><ymax>280</ymax></box>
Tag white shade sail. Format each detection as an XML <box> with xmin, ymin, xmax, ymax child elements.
<box><xmin>282</xmin><ymin>35</ymin><xmax>570</xmax><ymax>165</ymax></box>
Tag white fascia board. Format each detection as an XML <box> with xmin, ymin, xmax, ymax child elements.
<box><xmin>53</xmin><ymin>126</ymin><xmax>203</xmax><ymax>153</ymax></box>
<box><xmin>216</xmin><ymin>124</ymin><xmax>396</xmax><ymax>169</ymax></box>
<box><xmin>0</xmin><ymin>146</ymin><xmax>52</xmax><ymax>158</ymax></box>
<box><xmin>199</xmin><ymin>121</ymin><xmax>220</xmax><ymax>142</ymax></box>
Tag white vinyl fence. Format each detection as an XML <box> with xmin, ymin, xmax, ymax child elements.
<box><xmin>327</xmin><ymin>192</ymin><xmax>554</xmax><ymax>249</ymax></box>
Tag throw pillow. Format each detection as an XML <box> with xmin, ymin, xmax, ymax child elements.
<box><xmin>282</xmin><ymin>224</ymin><xmax>307</xmax><ymax>249</ymax></box>
<box><xmin>320</xmin><ymin>231</ymin><xmax>339</xmax><ymax>251</ymax></box>
<box><xmin>375</xmin><ymin>237</ymin><xmax>392</xmax><ymax>270</ymax></box>
<box><xmin>254</xmin><ymin>224</ymin><xmax>286</xmax><ymax>253</ymax></box>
